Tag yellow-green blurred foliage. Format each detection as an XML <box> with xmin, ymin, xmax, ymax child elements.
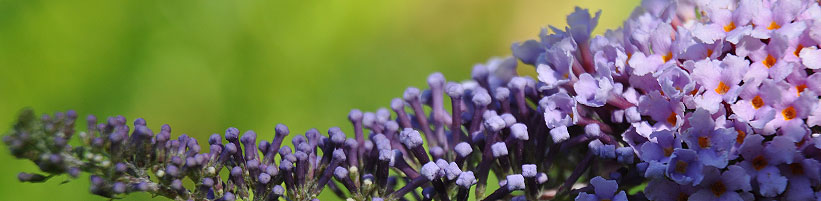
<box><xmin>0</xmin><ymin>0</ymin><xmax>638</xmax><ymax>200</ymax></box>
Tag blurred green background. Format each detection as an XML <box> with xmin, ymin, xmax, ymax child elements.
<box><xmin>0</xmin><ymin>0</ymin><xmax>638</xmax><ymax>200</ymax></box>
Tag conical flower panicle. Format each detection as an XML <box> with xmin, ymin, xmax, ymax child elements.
<box><xmin>5</xmin><ymin>0</ymin><xmax>821</xmax><ymax>200</ymax></box>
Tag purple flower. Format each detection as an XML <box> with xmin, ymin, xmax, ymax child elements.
<box><xmin>537</xmin><ymin>49</ymin><xmax>575</xmax><ymax>89</ymax></box>
<box><xmin>666</xmin><ymin>149</ymin><xmax>704</xmax><ymax>186</ymax></box>
<box><xmin>689</xmin><ymin>165</ymin><xmax>752</xmax><ymax>200</ymax></box>
<box><xmin>681</xmin><ymin>109</ymin><xmax>735</xmax><ymax>168</ymax></box>
<box><xmin>644</xmin><ymin>178</ymin><xmax>696</xmax><ymax>201</ymax></box>
<box><xmin>639</xmin><ymin>129</ymin><xmax>680</xmax><ymax>163</ymax></box>
<box><xmin>575</xmin><ymin>176</ymin><xmax>627</xmax><ymax>201</ymax></box>
<box><xmin>738</xmin><ymin>134</ymin><xmax>795</xmax><ymax>197</ymax></box>
<box><xmin>694</xmin><ymin>57</ymin><xmax>745</xmax><ymax>98</ymax></box>
<box><xmin>780</xmin><ymin>156</ymin><xmax>821</xmax><ymax>200</ymax></box>
<box><xmin>573</xmin><ymin>73</ymin><xmax>614</xmax><ymax>107</ymax></box>
<box><xmin>638</xmin><ymin>91</ymin><xmax>684</xmax><ymax>128</ymax></box>
<box><xmin>541</xmin><ymin>91</ymin><xmax>579</xmax><ymax>129</ymax></box>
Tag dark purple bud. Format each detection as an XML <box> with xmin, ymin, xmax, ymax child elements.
<box><xmin>247</xmin><ymin>159</ymin><xmax>260</xmax><ymax>171</ymax></box>
<box><xmin>262</xmin><ymin>165</ymin><xmax>276</xmax><ymax>176</ymax></box>
<box><xmin>86</xmin><ymin>114</ymin><xmax>97</xmax><ymax>124</ymax></box>
<box><xmin>258</xmin><ymin>140</ymin><xmax>270</xmax><ymax>155</ymax></box>
<box><xmin>89</xmin><ymin>175</ymin><xmax>106</xmax><ymax>196</ymax></box>
<box><xmin>390</xmin><ymin>98</ymin><xmax>405</xmax><ymax>111</ymax></box>
<box><xmin>171</xmin><ymin>179</ymin><xmax>184</xmax><ymax>191</ymax></box>
<box><xmin>112</xmin><ymin>182</ymin><xmax>126</xmax><ymax>194</ymax></box>
<box><xmin>225</xmin><ymin>143</ymin><xmax>238</xmax><ymax>154</ymax></box>
<box><xmin>305</xmin><ymin>128</ymin><xmax>320</xmax><ymax>144</ymax></box>
<box><xmin>171</xmin><ymin>156</ymin><xmax>183</xmax><ymax>167</ymax></box>
<box><xmin>115</xmin><ymin>163</ymin><xmax>128</xmax><ymax>173</ymax></box>
<box><xmin>429</xmin><ymin>146</ymin><xmax>444</xmax><ymax>160</ymax></box>
<box><xmin>218</xmin><ymin>192</ymin><xmax>236</xmax><ymax>201</ymax></box>
<box><xmin>240</xmin><ymin>130</ymin><xmax>258</xmax><ymax>161</ymax></box>
<box><xmin>17</xmin><ymin>172</ymin><xmax>48</xmax><ymax>182</ymax></box>
<box><xmin>446</xmin><ymin>82</ymin><xmax>464</xmax><ymax>97</ymax></box>
<box><xmin>225</xmin><ymin>128</ymin><xmax>239</xmax><ymax>141</ymax></box>
<box><xmin>472</xmin><ymin>65</ymin><xmax>489</xmax><ymax>80</ymax></box>
<box><xmin>283</xmin><ymin>153</ymin><xmax>297</xmax><ymax>163</ymax></box>
<box><xmin>291</xmin><ymin>135</ymin><xmax>306</xmax><ymax>147</ymax></box>
<box><xmin>209</xmin><ymin>134</ymin><xmax>222</xmax><ymax>145</ymax></box>
<box><xmin>92</xmin><ymin>137</ymin><xmax>104</xmax><ymax>148</ymax></box>
<box><xmin>186</xmin><ymin>157</ymin><xmax>198</xmax><ymax>167</ymax></box>
<box><xmin>230</xmin><ymin>166</ymin><xmax>243</xmax><ymax>177</ymax></box>
<box><xmin>348</xmin><ymin>109</ymin><xmax>363</xmax><ymax>122</ymax></box>
<box><xmin>329</xmin><ymin>128</ymin><xmax>346</xmax><ymax>146</ymax></box>
<box><xmin>506</xmin><ymin>174</ymin><xmax>525</xmax><ymax>191</ymax></box>
<box><xmin>455</xmin><ymin>142</ymin><xmax>472</xmax><ymax>158</ymax></box>
<box><xmin>491</xmin><ymin>142</ymin><xmax>509</xmax><ymax>157</ymax></box>
<box><xmin>376</xmin><ymin>108</ymin><xmax>391</xmax><ymax>123</ymax></box>
<box><xmin>109</xmin><ymin>130</ymin><xmax>125</xmax><ymax>143</ymax></box>
<box><xmin>258</xmin><ymin>173</ymin><xmax>271</xmax><ymax>184</ymax></box>
<box><xmin>374</xmin><ymin>135</ymin><xmax>391</xmax><ymax>151</ymax></box>
<box><xmin>485</xmin><ymin>115</ymin><xmax>506</xmax><ymax>132</ymax></box>
<box><xmin>115</xmin><ymin>115</ymin><xmax>126</xmax><ymax>126</ymax></box>
<box><xmin>510</xmin><ymin>123</ymin><xmax>528</xmax><ymax>140</ymax></box>
<box><xmin>133</xmin><ymin>118</ymin><xmax>146</xmax><ymax>127</ymax></box>
<box><xmin>472</xmin><ymin>89</ymin><xmax>491</xmax><ymax>107</ymax></box>
<box><xmin>384</xmin><ymin>121</ymin><xmax>399</xmax><ymax>135</ymax></box>
<box><xmin>334</xmin><ymin>166</ymin><xmax>348</xmax><ymax>179</ymax></box>
<box><xmin>68</xmin><ymin>167</ymin><xmax>80</xmax><ymax>178</ymax></box>
<box><xmin>279</xmin><ymin>160</ymin><xmax>293</xmax><ymax>171</ymax></box>
<box><xmin>210</xmin><ymin>144</ymin><xmax>223</xmax><ymax>156</ymax></box>
<box><xmin>495</xmin><ymin>87</ymin><xmax>510</xmax><ymax>101</ymax></box>
<box><xmin>297</xmin><ymin>143</ymin><xmax>312</xmax><ymax>154</ymax></box>
<box><xmin>272</xmin><ymin>185</ymin><xmax>285</xmax><ymax>196</ymax></box>
<box><xmin>202</xmin><ymin>177</ymin><xmax>215</xmax><ymax>187</ymax></box>
<box><xmin>399</xmin><ymin>128</ymin><xmax>423</xmax><ymax>148</ymax></box>
<box><xmin>166</xmin><ymin>165</ymin><xmax>179</xmax><ymax>177</ymax></box>
<box><xmin>133</xmin><ymin>182</ymin><xmax>149</xmax><ymax>192</ymax></box>
<box><xmin>278</xmin><ymin>146</ymin><xmax>291</xmax><ymax>157</ymax></box>
<box><xmin>275</xmin><ymin>124</ymin><xmax>290</xmax><ymax>137</ymax></box>
<box><xmin>403</xmin><ymin>87</ymin><xmax>421</xmax><ymax>102</ymax></box>
<box><xmin>420</xmin><ymin>162</ymin><xmax>441</xmax><ymax>181</ymax></box>
<box><xmin>584</xmin><ymin>124</ymin><xmax>601</xmax><ymax>137</ymax></box>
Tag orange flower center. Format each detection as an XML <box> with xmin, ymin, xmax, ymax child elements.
<box><xmin>782</xmin><ymin>106</ymin><xmax>796</xmax><ymax>120</ymax></box>
<box><xmin>663</xmin><ymin>52</ymin><xmax>673</xmax><ymax>62</ymax></box>
<box><xmin>763</xmin><ymin>54</ymin><xmax>776</xmax><ymax>68</ymax></box>
<box><xmin>677</xmin><ymin>193</ymin><xmax>689</xmax><ymax>201</ymax></box>
<box><xmin>664</xmin><ymin>147</ymin><xmax>674</xmax><ymax>157</ymax></box>
<box><xmin>790</xmin><ymin>163</ymin><xmax>805</xmax><ymax>175</ymax></box>
<box><xmin>698</xmin><ymin>136</ymin><xmax>711</xmax><ymax>148</ymax></box>
<box><xmin>797</xmin><ymin>139</ymin><xmax>806</xmax><ymax>148</ymax></box>
<box><xmin>724</xmin><ymin>22</ymin><xmax>736</xmax><ymax>32</ymax></box>
<box><xmin>767</xmin><ymin>21</ymin><xmax>780</xmax><ymax>30</ymax></box>
<box><xmin>751</xmin><ymin>95</ymin><xmax>764</xmax><ymax>109</ymax></box>
<box><xmin>667</xmin><ymin>112</ymin><xmax>677</xmax><ymax>125</ymax></box>
<box><xmin>715</xmin><ymin>81</ymin><xmax>730</xmax><ymax>95</ymax></box>
<box><xmin>797</xmin><ymin>84</ymin><xmax>807</xmax><ymax>96</ymax></box>
<box><xmin>707</xmin><ymin>49</ymin><xmax>713</xmax><ymax>58</ymax></box>
<box><xmin>795</xmin><ymin>44</ymin><xmax>804</xmax><ymax>57</ymax></box>
<box><xmin>711</xmin><ymin>181</ymin><xmax>727</xmax><ymax>196</ymax></box>
<box><xmin>675</xmin><ymin>160</ymin><xmax>688</xmax><ymax>173</ymax></box>
<box><xmin>736</xmin><ymin>130</ymin><xmax>746</xmax><ymax>144</ymax></box>
<box><xmin>752</xmin><ymin>155</ymin><xmax>768</xmax><ymax>170</ymax></box>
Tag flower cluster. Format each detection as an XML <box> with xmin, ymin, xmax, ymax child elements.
<box><xmin>4</xmin><ymin>0</ymin><xmax>821</xmax><ymax>201</ymax></box>
<box><xmin>511</xmin><ymin>0</ymin><xmax>821</xmax><ymax>200</ymax></box>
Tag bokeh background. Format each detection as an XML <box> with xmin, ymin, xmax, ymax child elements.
<box><xmin>0</xmin><ymin>0</ymin><xmax>639</xmax><ymax>200</ymax></box>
